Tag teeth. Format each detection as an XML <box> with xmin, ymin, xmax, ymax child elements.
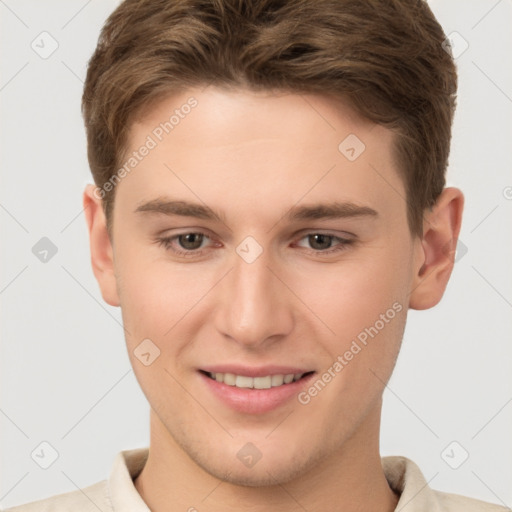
<box><xmin>209</xmin><ymin>372</ymin><xmax>305</xmax><ymax>389</ymax></box>
<box><xmin>224</xmin><ymin>373</ymin><xmax>236</xmax><ymax>386</ymax></box>
<box><xmin>254</xmin><ymin>376</ymin><xmax>272</xmax><ymax>389</ymax></box>
<box><xmin>235</xmin><ymin>375</ymin><xmax>253</xmax><ymax>388</ymax></box>
<box><xmin>271</xmin><ymin>374</ymin><xmax>284</xmax><ymax>386</ymax></box>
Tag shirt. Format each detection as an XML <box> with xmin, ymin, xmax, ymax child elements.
<box><xmin>4</xmin><ymin>448</ymin><xmax>508</xmax><ymax>511</ymax></box>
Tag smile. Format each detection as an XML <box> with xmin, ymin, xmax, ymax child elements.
<box><xmin>204</xmin><ymin>371</ymin><xmax>313</xmax><ymax>389</ymax></box>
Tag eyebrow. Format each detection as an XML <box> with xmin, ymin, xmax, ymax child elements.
<box><xmin>134</xmin><ymin>198</ymin><xmax>378</xmax><ymax>223</ymax></box>
<box><xmin>285</xmin><ymin>202</ymin><xmax>378</xmax><ymax>222</ymax></box>
<box><xmin>135</xmin><ymin>199</ymin><xmax>227</xmax><ymax>223</ymax></box>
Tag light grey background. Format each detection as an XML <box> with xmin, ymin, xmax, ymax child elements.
<box><xmin>1</xmin><ymin>0</ymin><xmax>511</xmax><ymax>508</ymax></box>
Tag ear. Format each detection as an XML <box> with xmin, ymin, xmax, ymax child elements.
<box><xmin>83</xmin><ymin>184</ymin><xmax>120</xmax><ymax>307</ymax></box>
<box><xmin>409</xmin><ymin>187</ymin><xmax>464</xmax><ymax>310</ymax></box>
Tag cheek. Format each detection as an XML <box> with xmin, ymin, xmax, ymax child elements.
<box><xmin>115</xmin><ymin>250</ymin><xmax>224</xmax><ymax>363</ymax></box>
<box><xmin>293</xmin><ymin>245</ymin><xmax>411</xmax><ymax>339</ymax></box>
<box><xmin>115</xmin><ymin>256</ymin><xmax>208</xmax><ymax>400</ymax></box>
<box><xmin>289</xmin><ymin>241</ymin><xmax>412</xmax><ymax>409</ymax></box>
<box><xmin>292</xmin><ymin>253</ymin><xmax>409</xmax><ymax>419</ymax></box>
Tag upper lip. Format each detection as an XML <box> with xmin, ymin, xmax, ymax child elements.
<box><xmin>199</xmin><ymin>365</ymin><xmax>314</xmax><ymax>377</ymax></box>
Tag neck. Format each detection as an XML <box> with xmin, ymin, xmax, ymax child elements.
<box><xmin>134</xmin><ymin>407</ymin><xmax>399</xmax><ymax>512</ymax></box>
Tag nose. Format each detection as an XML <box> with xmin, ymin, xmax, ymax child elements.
<box><xmin>214</xmin><ymin>246</ymin><xmax>294</xmax><ymax>350</ymax></box>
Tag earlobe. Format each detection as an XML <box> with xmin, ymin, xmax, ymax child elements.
<box><xmin>409</xmin><ymin>187</ymin><xmax>464</xmax><ymax>310</ymax></box>
<box><xmin>83</xmin><ymin>184</ymin><xmax>120</xmax><ymax>307</ymax></box>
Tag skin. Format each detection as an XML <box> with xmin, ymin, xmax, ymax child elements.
<box><xmin>84</xmin><ymin>86</ymin><xmax>463</xmax><ymax>512</ymax></box>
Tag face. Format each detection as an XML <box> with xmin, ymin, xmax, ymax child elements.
<box><xmin>92</xmin><ymin>87</ymin><xmax>426</xmax><ymax>485</ymax></box>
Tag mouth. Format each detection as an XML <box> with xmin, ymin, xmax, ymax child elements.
<box><xmin>199</xmin><ymin>370</ymin><xmax>315</xmax><ymax>389</ymax></box>
<box><xmin>197</xmin><ymin>367</ymin><xmax>317</xmax><ymax>414</ymax></box>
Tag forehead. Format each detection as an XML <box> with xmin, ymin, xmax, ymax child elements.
<box><xmin>117</xmin><ymin>86</ymin><xmax>405</xmax><ymax>227</ymax></box>
<box><xmin>131</xmin><ymin>86</ymin><xmax>378</xmax><ymax>152</ymax></box>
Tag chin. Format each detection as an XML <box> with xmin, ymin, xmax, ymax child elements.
<box><xmin>198</xmin><ymin>458</ymin><xmax>308</xmax><ymax>488</ymax></box>
<box><xmin>186</xmin><ymin>439</ymin><xmax>325</xmax><ymax>488</ymax></box>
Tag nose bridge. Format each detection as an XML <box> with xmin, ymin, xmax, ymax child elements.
<box><xmin>216</xmin><ymin>243</ymin><xmax>292</xmax><ymax>346</ymax></box>
<box><xmin>234</xmin><ymin>250</ymin><xmax>272</xmax><ymax>305</ymax></box>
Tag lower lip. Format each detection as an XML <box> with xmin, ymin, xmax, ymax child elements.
<box><xmin>199</xmin><ymin>372</ymin><xmax>315</xmax><ymax>414</ymax></box>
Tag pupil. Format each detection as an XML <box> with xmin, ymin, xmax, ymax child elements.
<box><xmin>310</xmin><ymin>234</ymin><xmax>331</xmax><ymax>250</ymax></box>
<box><xmin>180</xmin><ymin>233</ymin><xmax>203</xmax><ymax>250</ymax></box>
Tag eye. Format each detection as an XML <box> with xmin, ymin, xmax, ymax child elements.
<box><xmin>156</xmin><ymin>232</ymin><xmax>212</xmax><ymax>256</ymax></box>
<box><xmin>295</xmin><ymin>233</ymin><xmax>354</xmax><ymax>255</ymax></box>
<box><xmin>175</xmin><ymin>233</ymin><xmax>206</xmax><ymax>250</ymax></box>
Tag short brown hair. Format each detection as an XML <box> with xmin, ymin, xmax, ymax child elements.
<box><xmin>82</xmin><ymin>0</ymin><xmax>457</xmax><ymax>237</ymax></box>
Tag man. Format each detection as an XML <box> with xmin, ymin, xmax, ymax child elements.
<box><xmin>6</xmin><ymin>0</ymin><xmax>507</xmax><ymax>510</ymax></box>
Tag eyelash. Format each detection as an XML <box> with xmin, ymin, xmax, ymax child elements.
<box><xmin>155</xmin><ymin>231</ymin><xmax>354</xmax><ymax>258</ymax></box>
